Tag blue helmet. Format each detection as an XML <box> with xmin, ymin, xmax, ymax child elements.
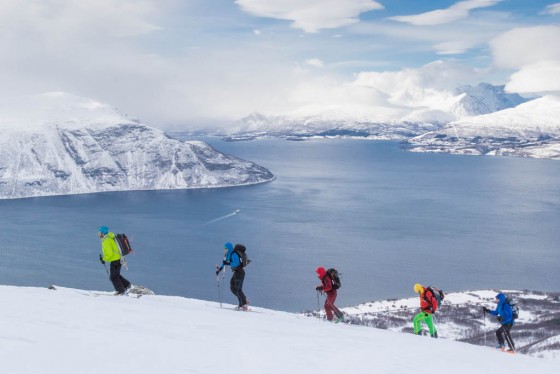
<box><xmin>99</xmin><ymin>226</ymin><xmax>109</xmax><ymax>235</ymax></box>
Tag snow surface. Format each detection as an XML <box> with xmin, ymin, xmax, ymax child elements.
<box><xmin>0</xmin><ymin>285</ymin><xmax>557</xmax><ymax>374</ymax></box>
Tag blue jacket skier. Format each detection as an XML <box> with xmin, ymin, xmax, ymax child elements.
<box><xmin>483</xmin><ymin>293</ymin><xmax>516</xmax><ymax>352</ymax></box>
<box><xmin>216</xmin><ymin>242</ymin><xmax>249</xmax><ymax>310</ymax></box>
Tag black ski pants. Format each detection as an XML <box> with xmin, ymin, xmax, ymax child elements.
<box><xmin>110</xmin><ymin>260</ymin><xmax>131</xmax><ymax>294</ymax></box>
<box><xmin>230</xmin><ymin>268</ymin><xmax>248</xmax><ymax>307</ymax></box>
<box><xmin>496</xmin><ymin>323</ymin><xmax>515</xmax><ymax>350</ymax></box>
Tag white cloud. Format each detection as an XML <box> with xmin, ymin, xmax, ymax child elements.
<box><xmin>490</xmin><ymin>26</ymin><xmax>560</xmax><ymax>94</ymax></box>
<box><xmin>505</xmin><ymin>61</ymin><xmax>560</xmax><ymax>93</ymax></box>
<box><xmin>434</xmin><ymin>40</ymin><xmax>477</xmax><ymax>55</ymax></box>
<box><xmin>542</xmin><ymin>3</ymin><xmax>560</xmax><ymax>15</ymax></box>
<box><xmin>353</xmin><ymin>60</ymin><xmax>482</xmax><ymax>108</ymax></box>
<box><xmin>491</xmin><ymin>26</ymin><xmax>560</xmax><ymax>69</ymax></box>
<box><xmin>389</xmin><ymin>0</ymin><xmax>501</xmax><ymax>26</ymax></box>
<box><xmin>305</xmin><ymin>58</ymin><xmax>324</xmax><ymax>68</ymax></box>
<box><xmin>234</xmin><ymin>0</ymin><xmax>383</xmax><ymax>33</ymax></box>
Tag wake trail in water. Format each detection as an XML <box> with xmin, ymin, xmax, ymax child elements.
<box><xmin>200</xmin><ymin>210</ymin><xmax>240</xmax><ymax>226</ymax></box>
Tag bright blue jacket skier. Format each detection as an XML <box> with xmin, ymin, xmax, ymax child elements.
<box><xmin>216</xmin><ymin>242</ymin><xmax>248</xmax><ymax>310</ymax></box>
<box><xmin>483</xmin><ymin>293</ymin><xmax>516</xmax><ymax>351</ymax></box>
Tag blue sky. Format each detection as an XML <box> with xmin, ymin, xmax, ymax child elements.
<box><xmin>0</xmin><ymin>0</ymin><xmax>558</xmax><ymax>127</ymax></box>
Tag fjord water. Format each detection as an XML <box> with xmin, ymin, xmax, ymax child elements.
<box><xmin>1</xmin><ymin>138</ymin><xmax>559</xmax><ymax>312</ymax></box>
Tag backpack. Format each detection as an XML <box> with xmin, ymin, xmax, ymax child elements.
<box><xmin>326</xmin><ymin>268</ymin><xmax>341</xmax><ymax>290</ymax></box>
<box><xmin>233</xmin><ymin>244</ymin><xmax>250</xmax><ymax>268</ymax></box>
<box><xmin>115</xmin><ymin>233</ymin><xmax>133</xmax><ymax>256</ymax></box>
<box><xmin>506</xmin><ymin>297</ymin><xmax>519</xmax><ymax>320</ymax></box>
<box><xmin>425</xmin><ymin>286</ymin><xmax>445</xmax><ymax>310</ymax></box>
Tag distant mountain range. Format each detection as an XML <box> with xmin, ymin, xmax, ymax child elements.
<box><xmin>221</xmin><ymin>83</ymin><xmax>529</xmax><ymax>139</ymax></box>
<box><xmin>0</xmin><ymin>93</ymin><xmax>274</xmax><ymax>199</ymax></box>
<box><xmin>408</xmin><ymin>95</ymin><xmax>560</xmax><ymax>160</ymax></box>
<box><xmin>201</xmin><ymin>83</ymin><xmax>559</xmax><ymax>160</ymax></box>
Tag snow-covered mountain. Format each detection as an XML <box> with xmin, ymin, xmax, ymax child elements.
<box><xmin>0</xmin><ymin>93</ymin><xmax>274</xmax><ymax>199</ymax></box>
<box><xmin>218</xmin><ymin>83</ymin><xmax>528</xmax><ymax>140</ymax></box>
<box><xmin>408</xmin><ymin>95</ymin><xmax>560</xmax><ymax>159</ymax></box>
<box><xmin>452</xmin><ymin>83</ymin><xmax>528</xmax><ymax>118</ymax></box>
<box><xmin>1</xmin><ymin>285</ymin><xmax>557</xmax><ymax>374</ymax></box>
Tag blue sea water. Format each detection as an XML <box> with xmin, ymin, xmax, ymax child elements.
<box><xmin>0</xmin><ymin>138</ymin><xmax>559</xmax><ymax>312</ymax></box>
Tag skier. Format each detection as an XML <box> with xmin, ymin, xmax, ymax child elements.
<box><xmin>483</xmin><ymin>293</ymin><xmax>516</xmax><ymax>352</ymax></box>
<box><xmin>98</xmin><ymin>226</ymin><xmax>131</xmax><ymax>295</ymax></box>
<box><xmin>412</xmin><ymin>283</ymin><xmax>438</xmax><ymax>338</ymax></box>
<box><xmin>216</xmin><ymin>242</ymin><xmax>249</xmax><ymax>310</ymax></box>
<box><xmin>315</xmin><ymin>267</ymin><xmax>343</xmax><ymax>322</ymax></box>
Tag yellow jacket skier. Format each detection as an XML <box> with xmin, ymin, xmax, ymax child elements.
<box><xmin>99</xmin><ymin>226</ymin><xmax>131</xmax><ymax>295</ymax></box>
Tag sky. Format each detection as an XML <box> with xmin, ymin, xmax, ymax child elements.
<box><xmin>0</xmin><ymin>0</ymin><xmax>559</xmax><ymax>129</ymax></box>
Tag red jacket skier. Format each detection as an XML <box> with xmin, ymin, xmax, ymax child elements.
<box><xmin>315</xmin><ymin>267</ymin><xmax>343</xmax><ymax>322</ymax></box>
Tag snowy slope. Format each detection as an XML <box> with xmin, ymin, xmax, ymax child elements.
<box><xmin>408</xmin><ymin>95</ymin><xmax>560</xmax><ymax>159</ymax></box>
<box><xmin>317</xmin><ymin>290</ymin><xmax>560</xmax><ymax>360</ymax></box>
<box><xmin>0</xmin><ymin>285</ymin><xmax>557</xmax><ymax>374</ymax></box>
<box><xmin>0</xmin><ymin>93</ymin><xmax>274</xmax><ymax>199</ymax></box>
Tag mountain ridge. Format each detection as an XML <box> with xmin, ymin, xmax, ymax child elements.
<box><xmin>0</xmin><ymin>93</ymin><xmax>274</xmax><ymax>199</ymax></box>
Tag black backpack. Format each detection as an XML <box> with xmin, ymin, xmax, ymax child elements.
<box><xmin>425</xmin><ymin>286</ymin><xmax>445</xmax><ymax>309</ymax></box>
<box><xmin>233</xmin><ymin>244</ymin><xmax>251</xmax><ymax>268</ymax></box>
<box><xmin>115</xmin><ymin>233</ymin><xmax>133</xmax><ymax>256</ymax></box>
<box><xmin>326</xmin><ymin>268</ymin><xmax>341</xmax><ymax>290</ymax></box>
<box><xmin>506</xmin><ymin>297</ymin><xmax>519</xmax><ymax>320</ymax></box>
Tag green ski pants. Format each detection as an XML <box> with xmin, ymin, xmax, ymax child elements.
<box><xmin>413</xmin><ymin>312</ymin><xmax>437</xmax><ymax>336</ymax></box>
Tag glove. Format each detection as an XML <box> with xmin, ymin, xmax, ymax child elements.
<box><xmin>223</xmin><ymin>260</ymin><xmax>230</xmax><ymax>265</ymax></box>
<box><xmin>315</xmin><ymin>286</ymin><xmax>323</xmax><ymax>291</ymax></box>
<box><xmin>483</xmin><ymin>307</ymin><xmax>489</xmax><ymax>313</ymax></box>
<box><xmin>99</xmin><ymin>254</ymin><xmax>105</xmax><ymax>265</ymax></box>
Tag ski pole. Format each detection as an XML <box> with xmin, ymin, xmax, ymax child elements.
<box><xmin>102</xmin><ymin>262</ymin><xmax>109</xmax><ymax>275</ymax></box>
<box><xmin>317</xmin><ymin>291</ymin><xmax>320</xmax><ymax>309</ymax></box>
<box><xmin>483</xmin><ymin>309</ymin><xmax>487</xmax><ymax>347</ymax></box>
<box><xmin>432</xmin><ymin>314</ymin><xmax>438</xmax><ymax>337</ymax></box>
<box><xmin>216</xmin><ymin>267</ymin><xmax>222</xmax><ymax>308</ymax></box>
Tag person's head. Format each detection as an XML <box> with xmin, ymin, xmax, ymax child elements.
<box><xmin>414</xmin><ymin>283</ymin><xmax>424</xmax><ymax>294</ymax></box>
<box><xmin>316</xmin><ymin>266</ymin><xmax>326</xmax><ymax>279</ymax></box>
<box><xmin>495</xmin><ymin>293</ymin><xmax>506</xmax><ymax>303</ymax></box>
<box><xmin>98</xmin><ymin>226</ymin><xmax>109</xmax><ymax>238</ymax></box>
<box><xmin>224</xmin><ymin>242</ymin><xmax>233</xmax><ymax>254</ymax></box>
